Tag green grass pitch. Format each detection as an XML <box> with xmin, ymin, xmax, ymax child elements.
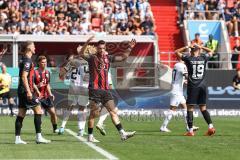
<box><xmin>0</xmin><ymin>116</ymin><xmax>240</xmax><ymax>160</ymax></box>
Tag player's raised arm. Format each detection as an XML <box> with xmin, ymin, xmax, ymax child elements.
<box><xmin>113</xmin><ymin>39</ymin><xmax>136</xmax><ymax>62</ymax></box>
<box><xmin>175</xmin><ymin>46</ymin><xmax>189</xmax><ymax>59</ymax></box>
<box><xmin>77</xmin><ymin>35</ymin><xmax>94</xmax><ymax>60</ymax></box>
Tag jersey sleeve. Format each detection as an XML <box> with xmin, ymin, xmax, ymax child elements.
<box><xmin>181</xmin><ymin>54</ymin><xmax>189</xmax><ymax>62</ymax></box>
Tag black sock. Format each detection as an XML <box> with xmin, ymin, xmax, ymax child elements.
<box><xmin>15</xmin><ymin>116</ymin><xmax>24</xmax><ymax>136</ymax></box>
<box><xmin>9</xmin><ymin>104</ymin><xmax>14</xmax><ymax>115</ymax></box>
<box><xmin>88</xmin><ymin>128</ymin><xmax>93</xmax><ymax>134</ymax></box>
<box><xmin>187</xmin><ymin>111</ymin><xmax>193</xmax><ymax>129</ymax></box>
<box><xmin>34</xmin><ymin>114</ymin><xmax>42</xmax><ymax>133</ymax></box>
<box><xmin>52</xmin><ymin>124</ymin><xmax>57</xmax><ymax>131</ymax></box>
<box><xmin>115</xmin><ymin>123</ymin><xmax>123</xmax><ymax>132</ymax></box>
<box><xmin>201</xmin><ymin>110</ymin><xmax>212</xmax><ymax>125</ymax></box>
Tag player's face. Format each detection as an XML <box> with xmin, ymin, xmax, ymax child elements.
<box><xmin>39</xmin><ymin>59</ymin><xmax>47</xmax><ymax>69</ymax></box>
<box><xmin>97</xmin><ymin>44</ymin><xmax>106</xmax><ymax>56</ymax></box>
<box><xmin>29</xmin><ymin>43</ymin><xmax>36</xmax><ymax>54</ymax></box>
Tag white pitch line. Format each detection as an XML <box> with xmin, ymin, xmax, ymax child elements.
<box><xmin>65</xmin><ymin>129</ymin><xmax>119</xmax><ymax>160</ymax></box>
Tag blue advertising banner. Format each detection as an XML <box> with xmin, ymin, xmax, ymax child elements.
<box><xmin>187</xmin><ymin>21</ymin><xmax>221</xmax><ymax>43</ymax></box>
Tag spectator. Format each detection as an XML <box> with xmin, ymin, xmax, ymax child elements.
<box><xmin>191</xmin><ymin>33</ymin><xmax>204</xmax><ymax>46</ymax></box>
<box><xmin>195</xmin><ymin>0</ymin><xmax>206</xmax><ymax>20</ymax></box>
<box><xmin>116</xmin><ymin>19</ymin><xmax>128</xmax><ymax>35</ymax></box>
<box><xmin>205</xmin><ymin>34</ymin><xmax>219</xmax><ymax>68</ymax></box>
<box><xmin>140</xmin><ymin>15</ymin><xmax>154</xmax><ymax>32</ymax></box>
<box><xmin>232</xmin><ymin>8</ymin><xmax>240</xmax><ymax>37</ymax></box>
<box><xmin>206</xmin><ymin>0</ymin><xmax>219</xmax><ymax>20</ymax></box>
<box><xmin>114</xmin><ymin>7</ymin><xmax>128</xmax><ymax>23</ymax></box>
<box><xmin>80</xmin><ymin>17</ymin><xmax>92</xmax><ymax>34</ymax></box>
<box><xmin>224</xmin><ymin>8</ymin><xmax>234</xmax><ymax>36</ymax></box>
<box><xmin>232</xmin><ymin>39</ymin><xmax>240</xmax><ymax>69</ymax></box>
<box><xmin>33</xmin><ymin>25</ymin><xmax>44</xmax><ymax>35</ymax></box>
<box><xmin>141</xmin><ymin>26</ymin><xmax>155</xmax><ymax>36</ymax></box>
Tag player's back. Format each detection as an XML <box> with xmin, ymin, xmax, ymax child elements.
<box><xmin>182</xmin><ymin>54</ymin><xmax>209</xmax><ymax>87</ymax></box>
<box><xmin>171</xmin><ymin>62</ymin><xmax>187</xmax><ymax>95</ymax></box>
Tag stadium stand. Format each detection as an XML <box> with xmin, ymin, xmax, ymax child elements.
<box><xmin>0</xmin><ymin>0</ymin><xmax>156</xmax><ymax>36</ymax></box>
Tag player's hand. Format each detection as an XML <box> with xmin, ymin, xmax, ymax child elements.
<box><xmin>129</xmin><ymin>39</ymin><xmax>136</xmax><ymax>49</ymax></box>
<box><xmin>87</xmin><ymin>35</ymin><xmax>95</xmax><ymax>43</ymax></box>
<box><xmin>49</xmin><ymin>94</ymin><xmax>55</xmax><ymax>101</ymax></box>
<box><xmin>36</xmin><ymin>91</ymin><xmax>41</xmax><ymax>98</ymax></box>
<box><xmin>27</xmin><ymin>92</ymin><xmax>33</xmax><ymax>100</ymax></box>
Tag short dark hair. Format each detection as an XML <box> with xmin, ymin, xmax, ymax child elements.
<box><xmin>38</xmin><ymin>55</ymin><xmax>47</xmax><ymax>62</ymax></box>
<box><xmin>23</xmin><ymin>41</ymin><xmax>34</xmax><ymax>53</ymax></box>
<box><xmin>97</xmin><ymin>40</ymin><xmax>106</xmax><ymax>45</ymax></box>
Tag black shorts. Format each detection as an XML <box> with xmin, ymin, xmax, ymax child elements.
<box><xmin>0</xmin><ymin>91</ymin><xmax>12</xmax><ymax>99</ymax></box>
<box><xmin>187</xmin><ymin>85</ymin><xmax>206</xmax><ymax>105</ymax></box>
<box><xmin>89</xmin><ymin>89</ymin><xmax>113</xmax><ymax>105</ymax></box>
<box><xmin>39</xmin><ymin>97</ymin><xmax>54</xmax><ymax>109</ymax></box>
<box><xmin>18</xmin><ymin>93</ymin><xmax>40</xmax><ymax>109</ymax></box>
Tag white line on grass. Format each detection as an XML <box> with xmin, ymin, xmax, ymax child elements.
<box><xmin>65</xmin><ymin>129</ymin><xmax>119</xmax><ymax>160</ymax></box>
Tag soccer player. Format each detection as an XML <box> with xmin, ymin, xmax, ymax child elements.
<box><xmin>33</xmin><ymin>55</ymin><xmax>58</xmax><ymax>133</ymax></box>
<box><xmin>58</xmin><ymin>54</ymin><xmax>89</xmax><ymax>137</ymax></box>
<box><xmin>76</xmin><ymin>36</ymin><xmax>136</xmax><ymax>142</ymax></box>
<box><xmin>0</xmin><ymin>64</ymin><xmax>15</xmax><ymax>116</ymax></box>
<box><xmin>175</xmin><ymin>43</ymin><xmax>216</xmax><ymax>136</ymax></box>
<box><xmin>160</xmin><ymin>58</ymin><xmax>199</xmax><ymax>132</ymax></box>
<box><xmin>15</xmin><ymin>41</ymin><xmax>51</xmax><ymax>144</ymax></box>
<box><xmin>232</xmin><ymin>68</ymin><xmax>240</xmax><ymax>90</ymax></box>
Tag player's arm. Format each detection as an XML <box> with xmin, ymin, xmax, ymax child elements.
<box><xmin>46</xmin><ymin>84</ymin><xmax>55</xmax><ymax>100</ymax></box>
<box><xmin>77</xmin><ymin>35</ymin><xmax>95</xmax><ymax>60</ymax></box>
<box><xmin>175</xmin><ymin>46</ymin><xmax>189</xmax><ymax>59</ymax></box>
<box><xmin>112</xmin><ymin>39</ymin><xmax>136</xmax><ymax>62</ymax></box>
<box><xmin>33</xmin><ymin>83</ymin><xmax>41</xmax><ymax>97</ymax></box>
<box><xmin>22</xmin><ymin>71</ymin><xmax>32</xmax><ymax>99</ymax></box>
<box><xmin>233</xmin><ymin>81</ymin><xmax>240</xmax><ymax>90</ymax></box>
<box><xmin>195</xmin><ymin>44</ymin><xmax>213</xmax><ymax>57</ymax></box>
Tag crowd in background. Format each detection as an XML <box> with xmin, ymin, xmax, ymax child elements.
<box><xmin>0</xmin><ymin>0</ymin><xmax>156</xmax><ymax>36</ymax></box>
<box><xmin>180</xmin><ymin>0</ymin><xmax>240</xmax><ymax>37</ymax></box>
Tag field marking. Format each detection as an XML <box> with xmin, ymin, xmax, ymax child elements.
<box><xmin>208</xmin><ymin>98</ymin><xmax>240</xmax><ymax>101</ymax></box>
<box><xmin>65</xmin><ymin>129</ymin><xmax>119</xmax><ymax>160</ymax></box>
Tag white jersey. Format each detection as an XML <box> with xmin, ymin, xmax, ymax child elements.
<box><xmin>171</xmin><ymin>62</ymin><xmax>187</xmax><ymax>95</ymax></box>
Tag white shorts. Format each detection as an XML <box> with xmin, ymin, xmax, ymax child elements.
<box><xmin>68</xmin><ymin>87</ymin><xmax>89</xmax><ymax>107</ymax></box>
<box><xmin>170</xmin><ymin>94</ymin><xmax>186</xmax><ymax>107</ymax></box>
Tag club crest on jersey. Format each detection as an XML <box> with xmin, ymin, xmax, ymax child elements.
<box><xmin>25</xmin><ymin>63</ymin><xmax>30</xmax><ymax>68</ymax></box>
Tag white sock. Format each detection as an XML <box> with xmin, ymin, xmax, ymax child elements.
<box><xmin>189</xmin><ymin>128</ymin><xmax>193</xmax><ymax>132</ymax></box>
<box><xmin>36</xmin><ymin>133</ymin><xmax>42</xmax><ymax>139</ymax></box>
<box><xmin>119</xmin><ymin>129</ymin><xmax>125</xmax><ymax>135</ymax></box>
<box><xmin>78</xmin><ymin>109</ymin><xmax>87</xmax><ymax>131</ymax></box>
<box><xmin>182</xmin><ymin>108</ymin><xmax>188</xmax><ymax>128</ymax></box>
<box><xmin>15</xmin><ymin>135</ymin><xmax>20</xmax><ymax>140</ymax></box>
<box><xmin>208</xmin><ymin>123</ymin><xmax>214</xmax><ymax>129</ymax></box>
<box><xmin>161</xmin><ymin>110</ymin><xmax>174</xmax><ymax>129</ymax></box>
<box><xmin>61</xmin><ymin>109</ymin><xmax>71</xmax><ymax>128</ymax></box>
<box><xmin>97</xmin><ymin>113</ymin><xmax>109</xmax><ymax>126</ymax></box>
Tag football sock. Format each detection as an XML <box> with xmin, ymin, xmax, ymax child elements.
<box><xmin>15</xmin><ymin>116</ymin><xmax>24</xmax><ymax>136</ymax></box>
<box><xmin>78</xmin><ymin>110</ymin><xmax>87</xmax><ymax>130</ymax></box>
<box><xmin>115</xmin><ymin>123</ymin><xmax>124</xmax><ymax>133</ymax></box>
<box><xmin>52</xmin><ymin>124</ymin><xmax>57</xmax><ymax>131</ymax></box>
<box><xmin>61</xmin><ymin>109</ymin><xmax>71</xmax><ymax>128</ymax></box>
<box><xmin>88</xmin><ymin>128</ymin><xmax>93</xmax><ymax>135</ymax></box>
<box><xmin>201</xmin><ymin>110</ymin><xmax>212</xmax><ymax>125</ymax></box>
<box><xmin>182</xmin><ymin>108</ymin><xmax>188</xmax><ymax>127</ymax></box>
<box><xmin>34</xmin><ymin>114</ymin><xmax>42</xmax><ymax>133</ymax></box>
<box><xmin>162</xmin><ymin>110</ymin><xmax>174</xmax><ymax>128</ymax></box>
<box><xmin>97</xmin><ymin>113</ymin><xmax>108</xmax><ymax>126</ymax></box>
<box><xmin>187</xmin><ymin>111</ymin><xmax>193</xmax><ymax>132</ymax></box>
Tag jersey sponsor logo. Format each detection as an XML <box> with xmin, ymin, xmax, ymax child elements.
<box><xmin>208</xmin><ymin>86</ymin><xmax>240</xmax><ymax>95</ymax></box>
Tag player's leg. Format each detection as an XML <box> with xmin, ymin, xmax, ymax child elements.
<box><xmin>104</xmin><ymin>99</ymin><xmax>136</xmax><ymax>141</ymax></box>
<box><xmin>15</xmin><ymin>107</ymin><xmax>27</xmax><ymax>144</ymax></box>
<box><xmin>32</xmin><ymin>104</ymin><xmax>51</xmax><ymax>144</ymax></box>
<box><xmin>198</xmin><ymin>86</ymin><xmax>215</xmax><ymax>136</ymax></box>
<box><xmin>96</xmin><ymin>106</ymin><xmax>109</xmax><ymax>135</ymax></box>
<box><xmin>160</xmin><ymin>105</ymin><xmax>177</xmax><ymax>132</ymax></box>
<box><xmin>77</xmin><ymin>106</ymin><xmax>87</xmax><ymax>136</ymax></box>
<box><xmin>8</xmin><ymin>97</ymin><xmax>15</xmax><ymax>116</ymax></box>
<box><xmin>47</xmin><ymin>107</ymin><xmax>58</xmax><ymax>133</ymax></box>
<box><xmin>87</xmin><ymin>100</ymin><xmax>100</xmax><ymax>142</ymax></box>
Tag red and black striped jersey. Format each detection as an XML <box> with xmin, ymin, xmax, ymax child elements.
<box><xmin>34</xmin><ymin>68</ymin><xmax>50</xmax><ymax>98</ymax></box>
<box><xmin>87</xmin><ymin>54</ymin><xmax>114</xmax><ymax>90</ymax></box>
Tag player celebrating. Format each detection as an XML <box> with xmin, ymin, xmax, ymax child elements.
<box><xmin>0</xmin><ymin>64</ymin><xmax>15</xmax><ymax>116</ymax></box>
<box><xmin>34</xmin><ymin>56</ymin><xmax>58</xmax><ymax>133</ymax></box>
<box><xmin>58</xmin><ymin>54</ymin><xmax>89</xmax><ymax>137</ymax></box>
<box><xmin>160</xmin><ymin>58</ymin><xmax>199</xmax><ymax>132</ymax></box>
<box><xmin>15</xmin><ymin>41</ymin><xmax>51</xmax><ymax>144</ymax></box>
<box><xmin>76</xmin><ymin>36</ymin><xmax>136</xmax><ymax>142</ymax></box>
<box><xmin>175</xmin><ymin>43</ymin><xmax>216</xmax><ymax>136</ymax></box>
